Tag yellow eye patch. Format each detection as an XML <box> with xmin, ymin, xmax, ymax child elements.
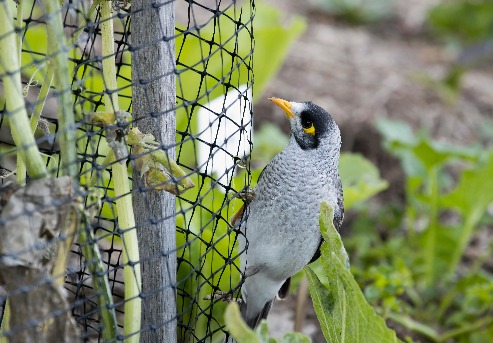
<box><xmin>303</xmin><ymin>123</ymin><xmax>315</xmax><ymax>135</ymax></box>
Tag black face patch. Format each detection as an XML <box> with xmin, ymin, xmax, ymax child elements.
<box><xmin>294</xmin><ymin>103</ymin><xmax>333</xmax><ymax>150</ymax></box>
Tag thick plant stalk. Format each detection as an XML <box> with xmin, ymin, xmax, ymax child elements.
<box><xmin>0</xmin><ymin>0</ymin><xmax>47</xmax><ymax>179</ymax></box>
<box><xmin>0</xmin><ymin>300</ymin><xmax>10</xmax><ymax>342</ymax></box>
<box><xmin>78</xmin><ymin>215</ymin><xmax>118</xmax><ymax>341</ymax></box>
<box><xmin>15</xmin><ymin>0</ymin><xmax>26</xmax><ymax>185</ymax></box>
<box><xmin>43</xmin><ymin>0</ymin><xmax>78</xmax><ymax>178</ymax></box>
<box><xmin>99</xmin><ymin>2</ymin><xmax>142</xmax><ymax>342</ymax></box>
<box><xmin>43</xmin><ymin>2</ymin><xmax>118</xmax><ymax>341</ymax></box>
<box><xmin>30</xmin><ymin>67</ymin><xmax>54</xmax><ymax>133</ymax></box>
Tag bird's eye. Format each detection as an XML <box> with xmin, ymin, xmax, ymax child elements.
<box><xmin>301</xmin><ymin>119</ymin><xmax>315</xmax><ymax>135</ymax></box>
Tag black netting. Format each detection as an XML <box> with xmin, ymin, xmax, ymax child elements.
<box><xmin>0</xmin><ymin>0</ymin><xmax>254</xmax><ymax>342</ymax></box>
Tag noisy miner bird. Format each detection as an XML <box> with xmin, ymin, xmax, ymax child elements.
<box><xmin>233</xmin><ymin>98</ymin><xmax>344</xmax><ymax>330</ymax></box>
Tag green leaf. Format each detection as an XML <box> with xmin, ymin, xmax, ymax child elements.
<box><xmin>440</xmin><ymin>154</ymin><xmax>493</xmax><ymax>276</ymax></box>
<box><xmin>279</xmin><ymin>333</ymin><xmax>311</xmax><ymax>343</ymax></box>
<box><xmin>225</xmin><ymin>302</ymin><xmax>260</xmax><ymax>343</ymax></box>
<box><xmin>441</xmin><ymin>154</ymin><xmax>493</xmax><ymax>217</ymax></box>
<box><xmin>339</xmin><ymin>153</ymin><xmax>388</xmax><ymax>209</ymax></box>
<box><xmin>305</xmin><ymin>201</ymin><xmax>402</xmax><ymax>343</ymax></box>
<box><xmin>224</xmin><ymin>302</ymin><xmax>312</xmax><ymax>343</ymax></box>
<box><xmin>428</xmin><ymin>1</ymin><xmax>493</xmax><ymax>45</ymax></box>
<box><xmin>253</xmin><ymin>3</ymin><xmax>306</xmax><ymax>97</ymax></box>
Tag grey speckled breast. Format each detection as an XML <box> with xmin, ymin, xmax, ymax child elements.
<box><xmin>239</xmin><ymin>136</ymin><xmax>341</xmax><ymax>281</ymax></box>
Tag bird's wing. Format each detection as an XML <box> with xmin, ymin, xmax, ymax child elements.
<box><xmin>309</xmin><ymin>177</ymin><xmax>345</xmax><ymax>264</ymax></box>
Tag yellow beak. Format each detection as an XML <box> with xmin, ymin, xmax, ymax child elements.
<box><xmin>269</xmin><ymin>97</ymin><xmax>295</xmax><ymax>119</ymax></box>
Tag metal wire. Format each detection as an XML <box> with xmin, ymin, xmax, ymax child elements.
<box><xmin>0</xmin><ymin>0</ymin><xmax>254</xmax><ymax>341</ymax></box>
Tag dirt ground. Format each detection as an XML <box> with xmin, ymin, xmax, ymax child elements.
<box><xmin>259</xmin><ymin>0</ymin><xmax>493</xmax><ymax>341</ymax></box>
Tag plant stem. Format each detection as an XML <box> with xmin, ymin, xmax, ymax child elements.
<box><xmin>16</xmin><ymin>158</ymin><xmax>26</xmax><ymax>185</ymax></box>
<box><xmin>67</xmin><ymin>1</ymin><xmax>99</xmax><ymax>48</ymax></box>
<box><xmin>446</xmin><ymin>212</ymin><xmax>479</xmax><ymax>278</ymax></box>
<box><xmin>99</xmin><ymin>2</ymin><xmax>141</xmax><ymax>341</ymax></box>
<box><xmin>30</xmin><ymin>66</ymin><xmax>54</xmax><ymax>133</ymax></box>
<box><xmin>0</xmin><ymin>0</ymin><xmax>47</xmax><ymax>179</ymax></box>
<box><xmin>43</xmin><ymin>0</ymin><xmax>78</xmax><ymax>179</ymax></box>
<box><xmin>0</xmin><ymin>300</ymin><xmax>10</xmax><ymax>343</ymax></box>
<box><xmin>439</xmin><ymin>316</ymin><xmax>493</xmax><ymax>342</ymax></box>
<box><xmin>424</xmin><ymin>166</ymin><xmax>439</xmax><ymax>287</ymax></box>
<box><xmin>79</xmin><ymin>214</ymin><xmax>118</xmax><ymax>342</ymax></box>
<box><xmin>15</xmin><ymin>0</ymin><xmax>26</xmax><ymax>185</ymax></box>
<box><xmin>387</xmin><ymin>312</ymin><xmax>439</xmax><ymax>342</ymax></box>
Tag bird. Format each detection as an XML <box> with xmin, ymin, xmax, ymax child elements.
<box><xmin>232</xmin><ymin>97</ymin><xmax>344</xmax><ymax>330</ymax></box>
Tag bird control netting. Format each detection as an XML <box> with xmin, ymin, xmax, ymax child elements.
<box><xmin>0</xmin><ymin>0</ymin><xmax>254</xmax><ymax>342</ymax></box>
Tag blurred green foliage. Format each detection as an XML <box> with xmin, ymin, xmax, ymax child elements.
<box><xmin>311</xmin><ymin>0</ymin><xmax>393</xmax><ymax>24</ymax></box>
<box><xmin>426</xmin><ymin>0</ymin><xmax>493</xmax><ymax>100</ymax></box>
<box><xmin>428</xmin><ymin>0</ymin><xmax>493</xmax><ymax>46</ymax></box>
<box><xmin>340</xmin><ymin>153</ymin><xmax>388</xmax><ymax>208</ymax></box>
<box><xmin>342</xmin><ymin>118</ymin><xmax>493</xmax><ymax>342</ymax></box>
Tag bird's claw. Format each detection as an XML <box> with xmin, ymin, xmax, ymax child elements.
<box><xmin>237</xmin><ymin>187</ymin><xmax>255</xmax><ymax>204</ymax></box>
<box><xmin>203</xmin><ymin>291</ymin><xmax>243</xmax><ymax>304</ymax></box>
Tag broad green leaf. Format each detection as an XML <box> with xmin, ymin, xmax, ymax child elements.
<box><xmin>305</xmin><ymin>201</ymin><xmax>402</xmax><ymax>343</ymax></box>
<box><xmin>339</xmin><ymin>153</ymin><xmax>388</xmax><ymax>209</ymax></box>
<box><xmin>376</xmin><ymin>118</ymin><xmax>417</xmax><ymax>147</ymax></box>
<box><xmin>440</xmin><ymin>154</ymin><xmax>493</xmax><ymax>276</ymax></box>
<box><xmin>253</xmin><ymin>3</ymin><xmax>306</xmax><ymax>97</ymax></box>
<box><xmin>441</xmin><ymin>154</ymin><xmax>493</xmax><ymax>218</ymax></box>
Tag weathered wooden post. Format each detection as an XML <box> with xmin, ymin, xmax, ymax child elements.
<box><xmin>131</xmin><ymin>1</ymin><xmax>176</xmax><ymax>341</ymax></box>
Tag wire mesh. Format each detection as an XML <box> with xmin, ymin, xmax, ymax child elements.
<box><xmin>0</xmin><ymin>0</ymin><xmax>254</xmax><ymax>342</ymax></box>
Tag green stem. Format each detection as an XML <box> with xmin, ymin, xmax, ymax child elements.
<box><xmin>30</xmin><ymin>66</ymin><xmax>54</xmax><ymax>133</ymax></box>
<box><xmin>0</xmin><ymin>300</ymin><xmax>10</xmax><ymax>343</ymax></box>
<box><xmin>405</xmin><ymin>177</ymin><xmax>418</xmax><ymax>242</ymax></box>
<box><xmin>16</xmin><ymin>0</ymin><xmax>23</xmax><ymax>62</ymax></box>
<box><xmin>99</xmin><ymin>2</ymin><xmax>141</xmax><ymax>342</ymax></box>
<box><xmin>43</xmin><ymin>0</ymin><xmax>78</xmax><ymax>179</ymax></box>
<box><xmin>15</xmin><ymin>0</ymin><xmax>26</xmax><ymax>185</ymax></box>
<box><xmin>79</xmin><ymin>214</ymin><xmax>118</xmax><ymax>342</ymax></box>
<box><xmin>16</xmin><ymin>157</ymin><xmax>26</xmax><ymax>185</ymax></box>
<box><xmin>67</xmin><ymin>1</ymin><xmax>99</xmax><ymax>48</ymax></box>
<box><xmin>439</xmin><ymin>316</ymin><xmax>493</xmax><ymax>342</ymax></box>
<box><xmin>424</xmin><ymin>166</ymin><xmax>439</xmax><ymax>287</ymax></box>
<box><xmin>446</xmin><ymin>213</ymin><xmax>479</xmax><ymax>278</ymax></box>
<box><xmin>387</xmin><ymin>312</ymin><xmax>439</xmax><ymax>342</ymax></box>
<box><xmin>0</xmin><ymin>0</ymin><xmax>47</xmax><ymax>179</ymax></box>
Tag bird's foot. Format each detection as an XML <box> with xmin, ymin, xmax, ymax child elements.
<box><xmin>237</xmin><ymin>187</ymin><xmax>255</xmax><ymax>203</ymax></box>
<box><xmin>204</xmin><ymin>291</ymin><xmax>243</xmax><ymax>304</ymax></box>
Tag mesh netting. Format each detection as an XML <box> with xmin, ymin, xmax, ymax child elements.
<box><xmin>0</xmin><ymin>0</ymin><xmax>254</xmax><ymax>342</ymax></box>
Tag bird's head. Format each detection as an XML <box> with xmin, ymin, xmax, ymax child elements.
<box><xmin>269</xmin><ymin>97</ymin><xmax>340</xmax><ymax>151</ymax></box>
